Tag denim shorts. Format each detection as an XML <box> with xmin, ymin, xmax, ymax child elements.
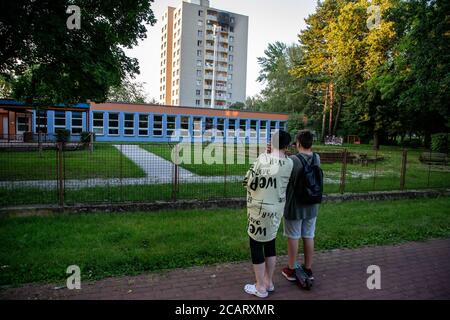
<box><xmin>283</xmin><ymin>217</ymin><xmax>317</xmax><ymax>239</ymax></box>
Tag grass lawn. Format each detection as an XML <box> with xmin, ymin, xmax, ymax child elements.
<box><xmin>0</xmin><ymin>197</ymin><xmax>449</xmax><ymax>286</ymax></box>
<box><xmin>0</xmin><ymin>144</ymin><xmax>146</xmax><ymax>180</ymax></box>
<box><xmin>144</xmin><ymin>142</ymin><xmax>450</xmax><ymax>190</ymax></box>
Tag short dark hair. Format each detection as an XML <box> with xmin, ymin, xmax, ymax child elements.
<box><xmin>271</xmin><ymin>130</ymin><xmax>292</xmax><ymax>150</ymax></box>
<box><xmin>296</xmin><ymin>130</ymin><xmax>313</xmax><ymax>149</ymax></box>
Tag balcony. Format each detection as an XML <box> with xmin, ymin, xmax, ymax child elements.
<box><xmin>216</xmin><ymin>65</ymin><xmax>228</xmax><ymax>73</ymax></box>
<box><xmin>205</xmin><ymin>44</ymin><xmax>215</xmax><ymax>51</ymax></box>
<box><xmin>217</xmin><ymin>46</ymin><xmax>228</xmax><ymax>53</ymax></box>
<box><xmin>206</xmin><ymin>34</ymin><xmax>215</xmax><ymax>41</ymax></box>
<box><xmin>217</xmin><ymin>55</ymin><xmax>228</xmax><ymax>62</ymax></box>
<box><xmin>204</xmin><ymin>74</ymin><xmax>214</xmax><ymax>80</ymax></box>
<box><xmin>205</xmin><ymin>54</ymin><xmax>215</xmax><ymax>61</ymax></box>
<box><xmin>207</xmin><ymin>14</ymin><xmax>217</xmax><ymax>21</ymax></box>
<box><xmin>215</xmin><ymin>75</ymin><xmax>228</xmax><ymax>82</ymax></box>
<box><xmin>215</xmin><ymin>94</ymin><xmax>227</xmax><ymax>101</ymax></box>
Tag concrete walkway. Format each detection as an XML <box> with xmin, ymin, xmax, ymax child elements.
<box><xmin>0</xmin><ymin>145</ymin><xmax>244</xmax><ymax>189</ymax></box>
<box><xmin>1</xmin><ymin>238</ymin><xmax>449</xmax><ymax>300</ymax></box>
<box><xmin>112</xmin><ymin>144</ymin><xmax>195</xmax><ymax>179</ymax></box>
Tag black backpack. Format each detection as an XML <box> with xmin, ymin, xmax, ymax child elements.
<box><xmin>295</xmin><ymin>153</ymin><xmax>323</xmax><ymax>204</ymax></box>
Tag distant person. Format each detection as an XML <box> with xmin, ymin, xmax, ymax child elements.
<box><xmin>282</xmin><ymin>130</ymin><xmax>323</xmax><ymax>288</ymax></box>
<box><xmin>242</xmin><ymin>130</ymin><xmax>293</xmax><ymax>298</ymax></box>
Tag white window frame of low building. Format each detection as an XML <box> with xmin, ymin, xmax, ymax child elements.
<box><xmin>35</xmin><ymin>110</ymin><xmax>48</xmax><ymax>134</ymax></box>
<box><xmin>250</xmin><ymin>120</ymin><xmax>257</xmax><ymax>138</ymax></box>
<box><xmin>216</xmin><ymin>118</ymin><xmax>225</xmax><ymax>136</ymax></box>
<box><xmin>54</xmin><ymin>111</ymin><xmax>66</xmax><ymax>133</ymax></box>
<box><xmin>239</xmin><ymin>119</ymin><xmax>247</xmax><ymax>138</ymax></box>
<box><xmin>153</xmin><ymin>115</ymin><xmax>163</xmax><ymax>137</ymax></box>
<box><xmin>193</xmin><ymin>117</ymin><xmax>203</xmax><ymax>137</ymax></box>
<box><xmin>93</xmin><ymin>112</ymin><xmax>104</xmax><ymax>135</ymax></box>
<box><xmin>108</xmin><ymin>113</ymin><xmax>119</xmax><ymax>136</ymax></box>
<box><xmin>138</xmin><ymin>114</ymin><xmax>149</xmax><ymax>136</ymax></box>
<box><xmin>260</xmin><ymin>120</ymin><xmax>267</xmax><ymax>140</ymax></box>
<box><xmin>166</xmin><ymin>115</ymin><xmax>176</xmax><ymax>137</ymax></box>
<box><xmin>228</xmin><ymin>118</ymin><xmax>236</xmax><ymax>137</ymax></box>
<box><xmin>279</xmin><ymin>121</ymin><xmax>287</xmax><ymax>130</ymax></box>
<box><xmin>124</xmin><ymin>113</ymin><xmax>135</xmax><ymax>136</ymax></box>
<box><xmin>269</xmin><ymin>120</ymin><xmax>277</xmax><ymax>136</ymax></box>
<box><xmin>180</xmin><ymin>116</ymin><xmax>190</xmax><ymax>137</ymax></box>
<box><xmin>71</xmin><ymin>111</ymin><xmax>83</xmax><ymax>135</ymax></box>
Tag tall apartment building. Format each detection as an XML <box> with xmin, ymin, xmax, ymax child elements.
<box><xmin>159</xmin><ymin>0</ymin><xmax>248</xmax><ymax>109</ymax></box>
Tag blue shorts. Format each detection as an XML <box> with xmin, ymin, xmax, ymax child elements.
<box><xmin>283</xmin><ymin>217</ymin><xmax>317</xmax><ymax>239</ymax></box>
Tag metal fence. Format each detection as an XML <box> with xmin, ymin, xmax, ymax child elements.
<box><xmin>0</xmin><ymin>141</ymin><xmax>449</xmax><ymax>207</ymax></box>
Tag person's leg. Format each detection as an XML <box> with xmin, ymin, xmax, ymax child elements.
<box><xmin>287</xmin><ymin>237</ymin><xmax>299</xmax><ymax>269</ymax></box>
<box><xmin>302</xmin><ymin>237</ymin><xmax>314</xmax><ymax>269</ymax></box>
<box><xmin>283</xmin><ymin>218</ymin><xmax>302</xmax><ymax>269</ymax></box>
<box><xmin>263</xmin><ymin>239</ymin><xmax>276</xmax><ymax>290</ymax></box>
<box><xmin>249</xmin><ymin>237</ymin><xmax>268</xmax><ymax>294</ymax></box>
<box><xmin>301</xmin><ymin>217</ymin><xmax>317</xmax><ymax>270</ymax></box>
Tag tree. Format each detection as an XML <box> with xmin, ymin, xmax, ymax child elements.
<box><xmin>108</xmin><ymin>77</ymin><xmax>149</xmax><ymax>103</ymax></box>
<box><xmin>0</xmin><ymin>75</ymin><xmax>12</xmax><ymax>98</ymax></box>
<box><xmin>0</xmin><ymin>0</ymin><xmax>156</xmax><ymax>105</ymax></box>
<box><xmin>291</xmin><ymin>0</ymin><xmax>343</xmax><ymax>141</ymax></box>
<box><xmin>375</xmin><ymin>0</ymin><xmax>450</xmax><ymax>145</ymax></box>
<box><xmin>229</xmin><ymin>101</ymin><xmax>245</xmax><ymax>110</ymax></box>
<box><xmin>256</xmin><ymin>42</ymin><xmax>310</xmax><ymax>114</ymax></box>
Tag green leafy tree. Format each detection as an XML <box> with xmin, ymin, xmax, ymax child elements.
<box><xmin>0</xmin><ymin>0</ymin><xmax>156</xmax><ymax>105</ymax></box>
<box><xmin>256</xmin><ymin>42</ymin><xmax>310</xmax><ymax>114</ymax></box>
<box><xmin>229</xmin><ymin>101</ymin><xmax>245</xmax><ymax>110</ymax></box>
<box><xmin>108</xmin><ymin>77</ymin><xmax>149</xmax><ymax>104</ymax></box>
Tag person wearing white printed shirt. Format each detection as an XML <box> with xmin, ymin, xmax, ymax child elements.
<box><xmin>242</xmin><ymin>130</ymin><xmax>293</xmax><ymax>298</ymax></box>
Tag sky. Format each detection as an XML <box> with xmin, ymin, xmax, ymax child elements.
<box><xmin>125</xmin><ymin>0</ymin><xmax>318</xmax><ymax>101</ymax></box>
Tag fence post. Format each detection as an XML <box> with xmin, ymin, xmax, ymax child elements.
<box><xmin>372</xmin><ymin>148</ymin><xmax>378</xmax><ymax>190</ymax></box>
<box><xmin>172</xmin><ymin>144</ymin><xmax>178</xmax><ymax>202</ymax></box>
<box><xmin>339</xmin><ymin>149</ymin><xmax>348</xmax><ymax>194</ymax></box>
<box><xmin>89</xmin><ymin>132</ymin><xmax>94</xmax><ymax>153</ymax></box>
<box><xmin>120</xmin><ymin>144</ymin><xmax>123</xmax><ymax>202</ymax></box>
<box><xmin>57</xmin><ymin>142</ymin><xmax>64</xmax><ymax>207</ymax></box>
<box><xmin>172</xmin><ymin>163</ymin><xmax>178</xmax><ymax>202</ymax></box>
<box><xmin>427</xmin><ymin>148</ymin><xmax>432</xmax><ymax>187</ymax></box>
<box><xmin>224</xmin><ymin>151</ymin><xmax>227</xmax><ymax>197</ymax></box>
<box><xmin>400</xmin><ymin>149</ymin><xmax>407</xmax><ymax>190</ymax></box>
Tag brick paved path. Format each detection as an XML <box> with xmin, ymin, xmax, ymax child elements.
<box><xmin>1</xmin><ymin>239</ymin><xmax>449</xmax><ymax>300</ymax></box>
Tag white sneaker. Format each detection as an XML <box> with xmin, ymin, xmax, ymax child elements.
<box><xmin>244</xmin><ymin>284</ymin><xmax>268</xmax><ymax>298</ymax></box>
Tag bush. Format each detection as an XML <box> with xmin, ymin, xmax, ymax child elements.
<box><xmin>399</xmin><ymin>138</ymin><xmax>423</xmax><ymax>149</ymax></box>
<box><xmin>55</xmin><ymin>129</ymin><xmax>70</xmax><ymax>143</ymax></box>
<box><xmin>431</xmin><ymin>133</ymin><xmax>449</xmax><ymax>153</ymax></box>
<box><xmin>80</xmin><ymin>131</ymin><xmax>95</xmax><ymax>144</ymax></box>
